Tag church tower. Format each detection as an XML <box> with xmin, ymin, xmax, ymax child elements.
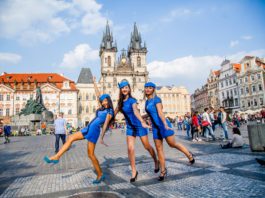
<box><xmin>99</xmin><ymin>21</ymin><xmax>117</xmax><ymax>93</ymax></box>
<box><xmin>99</xmin><ymin>21</ymin><xmax>117</xmax><ymax>73</ymax></box>
<box><xmin>128</xmin><ymin>23</ymin><xmax>148</xmax><ymax>74</ymax></box>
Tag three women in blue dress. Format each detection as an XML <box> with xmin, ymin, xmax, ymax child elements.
<box><xmin>44</xmin><ymin>79</ymin><xmax>194</xmax><ymax>183</ymax></box>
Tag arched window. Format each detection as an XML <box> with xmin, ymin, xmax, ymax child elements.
<box><xmin>137</xmin><ymin>56</ymin><xmax>141</xmax><ymax>67</ymax></box>
<box><xmin>79</xmin><ymin>105</ymin><xmax>82</xmax><ymax>114</ymax></box>
<box><xmin>107</xmin><ymin>56</ymin><xmax>111</xmax><ymax>67</ymax></box>
<box><xmin>86</xmin><ymin>106</ymin><xmax>89</xmax><ymax>113</ymax></box>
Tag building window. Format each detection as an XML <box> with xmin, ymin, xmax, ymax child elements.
<box><xmin>240</xmin><ymin>79</ymin><xmax>242</xmax><ymax>84</ymax></box>
<box><xmin>221</xmin><ymin>82</ymin><xmax>223</xmax><ymax>88</ymax></box>
<box><xmin>240</xmin><ymin>88</ymin><xmax>244</xmax><ymax>95</ymax></box>
<box><xmin>16</xmin><ymin>96</ymin><xmax>20</xmax><ymax>100</ymax></box>
<box><xmin>0</xmin><ymin>109</ymin><xmax>3</xmax><ymax>116</ymax></box>
<box><xmin>252</xmin><ymin>85</ymin><xmax>256</xmax><ymax>92</ymax></box>
<box><xmin>86</xmin><ymin>94</ymin><xmax>89</xmax><ymax>100</ymax></box>
<box><xmin>107</xmin><ymin>56</ymin><xmax>111</xmax><ymax>67</ymax></box>
<box><xmin>137</xmin><ymin>56</ymin><xmax>141</xmax><ymax>67</ymax></box>
<box><xmin>233</xmin><ymin>77</ymin><xmax>236</xmax><ymax>84</ymax></box>
<box><xmin>245</xmin><ymin>77</ymin><xmax>248</xmax><ymax>83</ymax></box>
<box><xmin>15</xmin><ymin>108</ymin><xmax>19</xmax><ymax>115</ymax></box>
<box><xmin>79</xmin><ymin>105</ymin><xmax>82</xmax><ymax>114</ymax></box>
<box><xmin>248</xmin><ymin>100</ymin><xmax>250</xmax><ymax>107</ymax></box>
<box><xmin>260</xmin><ymin>98</ymin><xmax>264</xmax><ymax>106</ymax></box>
<box><xmin>225</xmin><ymin>80</ymin><xmax>228</xmax><ymax>86</ymax></box>
<box><xmin>226</xmin><ymin>91</ymin><xmax>229</xmax><ymax>97</ymax></box>
<box><xmin>234</xmin><ymin>88</ymin><xmax>237</xmax><ymax>95</ymax></box>
<box><xmin>258</xmin><ymin>84</ymin><xmax>263</xmax><ymax>91</ymax></box>
<box><xmin>254</xmin><ymin>98</ymin><xmax>257</xmax><ymax>106</ymax></box>
<box><xmin>229</xmin><ymin>79</ymin><xmax>232</xmax><ymax>85</ymax></box>
<box><xmin>246</xmin><ymin>87</ymin><xmax>249</xmax><ymax>94</ymax></box>
<box><xmin>230</xmin><ymin>90</ymin><xmax>233</xmax><ymax>97</ymax></box>
<box><xmin>86</xmin><ymin>106</ymin><xmax>89</xmax><ymax>113</ymax></box>
<box><xmin>6</xmin><ymin>94</ymin><xmax>10</xmax><ymax>101</ymax></box>
<box><xmin>242</xmin><ymin>100</ymin><xmax>245</xmax><ymax>108</ymax></box>
<box><xmin>235</xmin><ymin>98</ymin><xmax>238</xmax><ymax>106</ymax></box>
<box><xmin>222</xmin><ymin>92</ymin><xmax>225</xmax><ymax>98</ymax></box>
<box><xmin>257</xmin><ymin>73</ymin><xmax>261</xmax><ymax>79</ymax></box>
<box><xmin>108</xmin><ymin>83</ymin><xmax>111</xmax><ymax>88</ymax></box>
<box><xmin>251</xmin><ymin>75</ymin><xmax>255</xmax><ymax>81</ymax></box>
<box><xmin>0</xmin><ymin>94</ymin><xmax>3</xmax><ymax>101</ymax></box>
<box><xmin>6</xmin><ymin>108</ymin><xmax>10</xmax><ymax>116</ymax></box>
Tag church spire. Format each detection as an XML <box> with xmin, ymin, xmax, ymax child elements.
<box><xmin>100</xmin><ymin>21</ymin><xmax>117</xmax><ymax>56</ymax></box>
<box><xmin>128</xmin><ymin>22</ymin><xmax>147</xmax><ymax>55</ymax></box>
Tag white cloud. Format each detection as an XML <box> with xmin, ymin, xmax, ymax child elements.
<box><xmin>161</xmin><ymin>8</ymin><xmax>202</xmax><ymax>23</ymax></box>
<box><xmin>60</xmin><ymin>44</ymin><xmax>98</xmax><ymax>69</ymax></box>
<box><xmin>148</xmin><ymin>55</ymin><xmax>223</xmax><ymax>79</ymax></box>
<box><xmin>147</xmin><ymin>49</ymin><xmax>265</xmax><ymax>92</ymax></box>
<box><xmin>241</xmin><ymin>35</ymin><xmax>253</xmax><ymax>40</ymax></box>
<box><xmin>0</xmin><ymin>52</ymin><xmax>22</xmax><ymax>64</ymax></box>
<box><xmin>230</xmin><ymin>40</ymin><xmax>239</xmax><ymax>47</ymax></box>
<box><xmin>0</xmin><ymin>0</ymin><xmax>109</xmax><ymax>44</ymax></box>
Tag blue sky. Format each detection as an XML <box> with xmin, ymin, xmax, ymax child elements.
<box><xmin>0</xmin><ymin>0</ymin><xmax>265</xmax><ymax>92</ymax></box>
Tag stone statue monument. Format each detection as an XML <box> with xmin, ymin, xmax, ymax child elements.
<box><xmin>19</xmin><ymin>87</ymin><xmax>46</xmax><ymax>115</ymax></box>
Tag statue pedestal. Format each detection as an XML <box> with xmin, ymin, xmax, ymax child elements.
<box><xmin>11</xmin><ymin>114</ymin><xmax>43</xmax><ymax>134</ymax></box>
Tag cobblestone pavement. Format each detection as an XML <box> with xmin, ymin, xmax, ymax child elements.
<box><xmin>0</xmin><ymin>125</ymin><xmax>264</xmax><ymax>198</ymax></box>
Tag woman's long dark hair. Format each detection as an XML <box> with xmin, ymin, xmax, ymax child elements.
<box><xmin>96</xmin><ymin>96</ymin><xmax>115</xmax><ymax>126</ymax></box>
<box><xmin>117</xmin><ymin>84</ymin><xmax>135</xmax><ymax>112</ymax></box>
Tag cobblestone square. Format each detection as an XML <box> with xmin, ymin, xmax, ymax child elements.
<box><xmin>0</xmin><ymin>127</ymin><xmax>265</xmax><ymax>198</ymax></box>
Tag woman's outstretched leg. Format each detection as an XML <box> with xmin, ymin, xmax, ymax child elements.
<box><xmin>165</xmin><ymin>135</ymin><xmax>193</xmax><ymax>161</ymax></box>
<box><xmin>50</xmin><ymin>132</ymin><xmax>84</xmax><ymax>160</ymax></box>
<box><xmin>154</xmin><ymin>139</ymin><xmax>165</xmax><ymax>175</ymax></box>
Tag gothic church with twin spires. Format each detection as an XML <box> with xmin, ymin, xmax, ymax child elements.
<box><xmin>99</xmin><ymin>22</ymin><xmax>149</xmax><ymax>112</ymax></box>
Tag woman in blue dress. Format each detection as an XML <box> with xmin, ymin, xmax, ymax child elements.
<box><xmin>115</xmin><ymin>80</ymin><xmax>159</xmax><ymax>182</ymax></box>
<box><xmin>44</xmin><ymin>77</ymin><xmax>114</xmax><ymax>184</ymax></box>
<box><xmin>144</xmin><ymin>82</ymin><xmax>195</xmax><ymax>181</ymax></box>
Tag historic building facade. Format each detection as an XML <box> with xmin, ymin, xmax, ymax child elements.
<box><xmin>99</xmin><ymin>22</ymin><xmax>149</xmax><ymax>117</ymax></box>
<box><xmin>238</xmin><ymin>56</ymin><xmax>265</xmax><ymax>111</ymax></box>
<box><xmin>218</xmin><ymin>59</ymin><xmax>240</xmax><ymax>113</ymax></box>
<box><xmin>0</xmin><ymin>73</ymin><xmax>78</xmax><ymax>127</ymax></box>
<box><xmin>156</xmin><ymin>86</ymin><xmax>190</xmax><ymax>118</ymax></box>
<box><xmin>207</xmin><ymin>70</ymin><xmax>220</xmax><ymax>109</ymax></box>
<box><xmin>76</xmin><ymin>68</ymin><xmax>99</xmax><ymax>127</ymax></box>
<box><xmin>193</xmin><ymin>84</ymin><xmax>209</xmax><ymax>113</ymax></box>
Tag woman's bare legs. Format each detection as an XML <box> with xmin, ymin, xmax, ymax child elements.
<box><xmin>87</xmin><ymin>141</ymin><xmax>102</xmax><ymax>179</ymax></box>
<box><xmin>127</xmin><ymin>136</ymin><xmax>137</xmax><ymax>178</ymax></box>
<box><xmin>50</xmin><ymin>132</ymin><xmax>84</xmax><ymax>160</ymax></box>
<box><xmin>140</xmin><ymin>135</ymin><xmax>159</xmax><ymax>169</ymax></box>
<box><xmin>154</xmin><ymin>139</ymin><xmax>166</xmax><ymax>176</ymax></box>
<box><xmin>165</xmin><ymin>135</ymin><xmax>193</xmax><ymax>160</ymax></box>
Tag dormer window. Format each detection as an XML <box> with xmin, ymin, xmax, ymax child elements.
<box><xmin>63</xmin><ymin>81</ymin><xmax>69</xmax><ymax>89</ymax></box>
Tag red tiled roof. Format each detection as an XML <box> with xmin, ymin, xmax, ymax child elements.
<box><xmin>0</xmin><ymin>73</ymin><xmax>77</xmax><ymax>91</ymax></box>
<box><xmin>213</xmin><ymin>70</ymin><xmax>220</xmax><ymax>76</ymax></box>
<box><xmin>232</xmin><ymin>63</ymin><xmax>241</xmax><ymax>72</ymax></box>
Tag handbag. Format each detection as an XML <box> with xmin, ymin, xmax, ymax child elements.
<box><xmin>201</xmin><ymin>120</ymin><xmax>210</xmax><ymax>127</ymax></box>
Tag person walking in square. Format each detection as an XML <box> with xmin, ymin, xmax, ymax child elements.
<box><xmin>54</xmin><ymin>112</ymin><xmax>67</xmax><ymax>154</ymax></box>
<box><xmin>219</xmin><ymin>107</ymin><xmax>229</xmax><ymax>140</ymax></box>
<box><xmin>3</xmin><ymin>121</ymin><xmax>11</xmax><ymax>144</ymax></box>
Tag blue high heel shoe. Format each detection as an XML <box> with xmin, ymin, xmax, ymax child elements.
<box><xmin>43</xmin><ymin>156</ymin><xmax>59</xmax><ymax>164</ymax></box>
<box><xmin>92</xmin><ymin>174</ymin><xmax>105</xmax><ymax>184</ymax></box>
